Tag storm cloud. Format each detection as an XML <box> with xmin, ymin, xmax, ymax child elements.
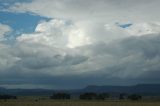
<box><xmin>0</xmin><ymin>0</ymin><xmax>160</xmax><ymax>89</ymax></box>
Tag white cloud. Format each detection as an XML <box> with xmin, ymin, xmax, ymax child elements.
<box><xmin>0</xmin><ymin>23</ymin><xmax>12</xmax><ymax>40</ymax></box>
<box><xmin>105</xmin><ymin>22</ymin><xmax>160</xmax><ymax>37</ymax></box>
<box><xmin>7</xmin><ymin>0</ymin><xmax>160</xmax><ymax>22</ymax></box>
<box><xmin>126</xmin><ymin>22</ymin><xmax>160</xmax><ymax>36</ymax></box>
<box><xmin>7</xmin><ymin>0</ymin><xmax>160</xmax><ymax>43</ymax></box>
<box><xmin>17</xmin><ymin>19</ymin><xmax>91</xmax><ymax>48</ymax></box>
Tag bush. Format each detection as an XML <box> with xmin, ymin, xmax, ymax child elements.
<box><xmin>79</xmin><ymin>93</ymin><xmax>109</xmax><ymax>100</ymax></box>
<box><xmin>0</xmin><ymin>95</ymin><xmax>17</xmax><ymax>99</ymax></box>
<box><xmin>97</xmin><ymin>93</ymin><xmax>110</xmax><ymax>100</ymax></box>
<box><xmin>119</xmin><ymin>93</ymin><xmax>127</xmax><ymax>100</ymax></box>
<box><xmin>79</xmin><ymin>93</ymin><xmax>97</xmax><ymax>100</ymax></box>
<box><xmin>128</xmin><ymin>94</ymin><xmax>142</xmax><ymax>100</ymax></box>
<box><xmin>50</xmin><ymin>93</ymin><xmax>70</xmax><ymax>99</ymax></box>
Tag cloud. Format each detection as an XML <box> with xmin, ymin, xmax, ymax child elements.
<box><xmin>17</xmin><ymin>19</ymin><xmax>91</xmax><ymax>48</ymax></box>
<box><xmin>106</xmin><ymin>22</ymin><xmax>160</xmax><ymax>37</ymax></box>
<box><xmin>0</xmin><ymin>43</ymin><xmax>20</xmax><ymax>74</ymax></box>
<box><xmin>0</xmin><ymin>23</ymin><xmax>12</xmax><ymax>40</ymax></box>
<box><xmin>125</xmin><ymin>22</ymin><xmax>160</xmax><ymax>36</ymax></box>
<box><xmin>6</xmin><ymin>0</ymin><xmax>160</xmax><ymax>21</ymax></box>
<box><xmin>1</xmin><ymin>32</ymin><xmax>160</xmax><ymax>88</ymax></box>
<box><xmin>6</xmin><ymin>0</ymin><xmax>160</xmax><ymax>43</ymax></box>
<box><xmin>0</xmin><ymin>0</ymin><xmax>160</xmax><ymax>89</ymax></box>
<box><xmin>73</xmin><ymin>34</ymin><xmax>160</xmax><ymax>84</ymax></box>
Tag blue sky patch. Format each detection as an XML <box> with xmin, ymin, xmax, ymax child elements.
<box><xmin>115</xmin><ymin>22</ymin><xmax>133</xmax><ymax>28</ymax></box>
<box><xmin>0</xmin><ymin>11</ymin><xmax>50</xmax><ymax>41</ymax></box>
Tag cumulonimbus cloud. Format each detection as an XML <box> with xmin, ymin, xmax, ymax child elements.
<box><xmin>0</xmin><ymin>0</ymin><xmax>160</xmax><ymax>89</ymax></box>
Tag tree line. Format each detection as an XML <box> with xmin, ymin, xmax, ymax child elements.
<box><xmin>50</xmin><ymin>92</ymin><xmax>142</xmax><ymax>100</ymax></box>
<box><xmin>0</xmin><ymin>95</ymin><xmax>17</xmax><ymax>100</ymax></box>
<box><xmin>0</xmin><ymin>93</ymin><xmax>142</xmax><ymax>101</ymax></box>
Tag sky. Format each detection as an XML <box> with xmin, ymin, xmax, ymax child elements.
<box><xmin>0</xmin><ymin>0</ymin><xmax>160</xmax><ymax>89</ymax></box>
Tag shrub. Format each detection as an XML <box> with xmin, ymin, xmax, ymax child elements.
<box><xmin>50</xmin><ymin>93</ymin><xmax>70</xmax><ymax>99</ymax></box>
<box><xmin>97</xmin><ymin>93</ymin><xmax>110</xmax><ymax>100</ymax></box>
<box><xmin>79</xmin><ymin>93</ymin><xmax>97</xmax><ymax>100</ymax></box>
<box><xmin>128</xmin><ymin>94</ymin><xmax>142</xmax><ymax>100</ymax></box>
<box><xmin>0</xmin><ymin>95</ymin><xmax>17</xmax><ymax>99</ymax></box>
<box><xmin>119</xmin><ymin>93</ymin><xmax>127</xmax><ymax>100</ymax></box>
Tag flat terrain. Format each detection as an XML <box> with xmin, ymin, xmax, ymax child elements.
<box><xmin>0</xmin><ymin>100</ymin><xmax>160</xmax><ymax>106</ymax></box>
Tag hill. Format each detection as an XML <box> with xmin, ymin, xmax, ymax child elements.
<box><xmin>0</xmin><ymin>84</ymin><xmax>160</xmax><ymax>96</ymax></box>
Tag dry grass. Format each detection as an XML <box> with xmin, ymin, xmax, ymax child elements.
<box><xmin>0</xmin><ymin>100</ymin><xmax>160</xmax><ymax>106</ymax></box>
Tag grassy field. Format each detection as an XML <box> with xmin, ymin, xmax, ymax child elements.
<box><xmin>1</xmin><ymin>99</ymin><xmax>160</xmax><ymax>106</ymax></box>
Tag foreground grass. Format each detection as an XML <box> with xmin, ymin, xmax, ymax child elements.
<box><xmin>0</xmin><ymin>100</ymin><xmax>160</xmax><ymax>106</ymax></box>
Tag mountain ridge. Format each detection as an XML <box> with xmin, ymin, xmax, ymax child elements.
<box><xmin>0</xmin><ymin>84</ymin><xmax>160</xmax><ymax>96</ymax></box>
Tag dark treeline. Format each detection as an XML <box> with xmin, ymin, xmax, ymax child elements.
<box><xmin>79</xmin><ymin>93</ymin><xmax>110</xmax><ymax>100</ymax></box>
<box><xmin>0</xmin><ymin>95</ymin><xmax>17</xmax><ymax>100</ymax></box>
<box><xmin>50</xmin><ymin>92</ymin><xmax>142</xmax><ymax>100</ymax></box>
<box><xmin>128</xmin><ymin>94</ymin><xmax>142</xmax><ymax>100</ymax></box>
<box><xmin>0</xmin><ymin>92</ymin><xmax>142</xmax><ymax>101</ymax></box>
<box><xmin>119</xmin><ymin>93</ymin><xmax>142</xmax><ymax>100</ymax></box>
<box><xmin>50</xmin><ymin>93</ymin><xmax>70</xmax><ymax>99</ymax></box>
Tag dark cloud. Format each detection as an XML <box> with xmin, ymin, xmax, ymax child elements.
<box><xmin>1</xmin><ymin>0</ymin><xmax>160</xmax><ymax>89</ymax></box>
<box><xmin>0</xmin><ymin>33</ymin><xmax>160</xmax><ymax>89</ymax></box>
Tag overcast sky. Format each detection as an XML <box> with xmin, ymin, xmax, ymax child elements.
<box><xmin>0</xmin><ymin>0</ymin><xmax>160</xmax><ymax>89</ymax></box>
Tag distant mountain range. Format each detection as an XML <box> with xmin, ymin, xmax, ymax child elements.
<box><xmin>78</xmin><ymin>84</ymin><xmax>160</xmax><ymax>96</ymax></box>
<box><xmin>0</xmin><ymin>84</ymin><xmax>160</xmax><ymax>96</ymax></box>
